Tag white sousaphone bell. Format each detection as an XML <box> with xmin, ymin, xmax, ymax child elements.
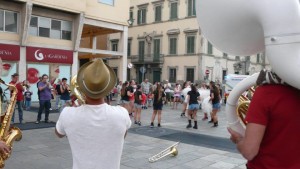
<box><xmin>196</xmin><ymin>0</ymin><xmax>300</xmax><ymax>135</ymax></box>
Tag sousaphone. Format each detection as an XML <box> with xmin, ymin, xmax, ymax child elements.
<box><xmin>196</xmin><ymin>0</ymin><xmax>300</xmax><ymax>135</ymax></box>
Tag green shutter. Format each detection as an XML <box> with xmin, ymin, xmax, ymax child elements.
<box><xmin>208</xmin><ymin>41</ymin><xmax>213</xmax><ymax>54</ymax></box>
<box><xmin>171</xmin><ymin>3</ymin><xmax>177</xmax><ymax>19</ymax></box>
<box><xmin>170</xmin><ymin>38</ymin><xmax>177</xmax><ymax>54</ymax></box>
<box><xmin>137</xmin><ymin>10</ymin><xmax>141</xmax><ymax>24</ymax></box>
<box><xmin>188</xmin><ymin>0</ymin><xmax>192</xmax><ymax>16</ymax></box>
<box><xmin>193</xmin><ymin>0</ymin><xmax>196</xmax><ymax>15</ymax></box>
<box><xmin>142</xmin><ymin>9</ymin><xmax>146</xmax><ymax>23</ymax></box>
<box><xmin>155</xmin><ymin>6</ymin><xmax>161</xmax><ymax>22</ymax></box>
<box><xmin>139</xmin><ymin>41</ymin><xmax>144</xmax><ymax>61</ymax></box>
<box><xmin>191</xmin><ymin>36</ymin><xmax>195</xmax><ymax>53</ymax></box>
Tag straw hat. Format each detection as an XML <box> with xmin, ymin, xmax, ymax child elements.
<box><xmin>77</xmin><ymin>59</ymin><xmax>116</xmax><ymax>99</ymax></box>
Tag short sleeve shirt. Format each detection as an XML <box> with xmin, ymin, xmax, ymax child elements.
<box><xmin>246</xmin><ymin>85</ymin><xmax>300</xmax><ymax>169</ymax></box>
<box><xmin>56</xmin><ymin>103</ymin><xmax>131</xmax><ymax>169</ymax></box>
<box><xmin>188</xmin><ymin>91</ymin><xmax>200</xmax><ymax>104</ymax></box>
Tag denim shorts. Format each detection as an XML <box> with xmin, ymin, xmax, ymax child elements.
<box><xmin>188</xmin><ymin>104</ymin><xmax>199</xmax><ymax>110</ymax></box>
<box><xmin>121</xmin><ymin>100</ymin><xmax>130</xmax><ymax>104</ymax></box>
<box><xmin>213</xmin><ymin>103</ymin><xmax>221</xmax><ymax>109</ymax></box>
<box><xmin>153</xmin><ymin>104</ymin><xmax>163</xmax><ymax>110</ymax></box>
<box><xmin>134</xmin><ymin>103</ymin><xmax>142</xmax><ymax>109</ymax></box>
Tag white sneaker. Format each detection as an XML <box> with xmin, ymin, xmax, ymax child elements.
<box><xmin>49</xmin><ymin>108</ymin><xmax>53</xmax><ymax>110</ymax></box>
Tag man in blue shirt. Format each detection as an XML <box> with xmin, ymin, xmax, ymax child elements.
<box><xmin>35</xmin><ymin>74</ymin><xmax>52</xmax><ymax>124</ymax></box>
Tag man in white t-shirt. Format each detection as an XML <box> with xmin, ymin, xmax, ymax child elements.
<box><xmin>55</xmin><ymin>59</ymin><xmax>131</xmax><ymax>169</ymax></box>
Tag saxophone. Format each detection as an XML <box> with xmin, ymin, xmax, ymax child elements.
<box><xmin>0</xmin><ymin>79</ymin><xmax>22</xmax><ymax>169</ymax></box>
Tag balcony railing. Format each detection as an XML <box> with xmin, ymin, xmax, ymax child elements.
<box><xmin>129</xmin><ymin>54</ymin><xmax>164</xmax><ymax>64</ymax></box>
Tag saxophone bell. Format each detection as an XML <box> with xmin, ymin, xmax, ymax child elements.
<box><xmin>0</xmin><ymin>78</ymin><xmax>22</xmax><ymax>169</ymax></box>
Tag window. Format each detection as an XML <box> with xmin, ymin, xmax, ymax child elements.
<box><xmin>256</xmin><ymin>54</ymin><xmax>260</xmax><ymax>63</ymax></box>
<box><xmin>245</xmin><ymin>56</ymin><xmax>250</xmax><ymax>61</ymax></box>
<box><xmin>127</xmin><ymin>40</ymin><xmax>131</xmax><ymax>56</ymax></box>
<box><xmin>236</xmin><ymin>56</ymin><xmax>240</xmax><ymax>61</ymax></box>
<box><xmin>113</xmin><ymin>68</ymin><xmax>118</xmax><ymax>78</ymax></box>
<box><xmin>186</xmin><ymin>68</ymin><xmax>194</xmax><ymax>82</ymax></box>
<box><xmin>98</xmin><ymin>0</ymin><xmax>114</xmax><ymax>6</ymax></box>
<box><xmin>62</xmin><ymin>21</ymin><xmax>72</xmax><ymax>40</ymax></box>
<box><xmin>207</xmin><ymin>41</ymin><xmax>213</xmax><ymax>54</ymax></box>
<box><xmin>0</xmin><ymin>10</ymin><xmax>18</xmax><ymax>33</ymax></box>
<box><xmin>155</xmin><ymin>5</ymin><xmax>162</xmax><ymax>22</ymax></box>
<box><xmin>169</xmin><ymin>68</ymin><xmax>177</xmax><ymax>83</ymax></box>
<box><xmin>223</xmin><ymin>53</ymin><xmax>228</xmax><ymax>58</ymax></box>
<box><xmin>153</xmin><ymin>39</ymin><xmax>161</xmax><ymax>61</ymax></box>
<box><xmin>111</xmin><ymin>40</ymin><xmax>118</xmax><ymax>51</ymax></box>
<box><xmin>138</xmin><ymin>41</ymin><xmax>145</xmax><ymax>61</ymax></box>
<box><xmin>0</xmin><ymin>10</ymin><xmax>3</xmax><ymax>31</ymax></box>
<box><xmin>169</xmin><ymin>37</ymin><xmax>177</xmax><ymax>55</ymax></box>
<box><xmin>170</xmin><ymin>2</ymin><xmax>178</xmax><ymax>19</ymax></box>
<box><xmin>137</xmin><ymin>8</ymin><xmax>147</xmax><ymax>24</ymax></box>
<box><xmin>29</xmin><ymin>16</ymin><xmax>72</xmax><ymax>40</ymax></box>
<box><xmin>187</xmin><ymin>0</ymin><xmax>196</xmax><ymax>16</ymax></box>
<box><xmin>129</xmin><ymin>10</ymin><xmax>133</xmax><ymax>25</ymax></box>
<box><xmin>186</xmin><ymin>35</ymin><xmax>195</xmax><ymax>54</ymax></box>
<box><xmin>51</xmin><ymin>20</ymin><xmax>61</xmax><ymax>39</ymax></box>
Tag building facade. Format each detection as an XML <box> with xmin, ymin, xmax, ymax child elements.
<box><xmin>0</xmin><ymin>0</ymin><xmax>129</xmax><ymax>101</ymax></box>
<box><xmin>108</xmin><ymin>0</ymin><xmax>270</xmax><ymax>84</ymax></box>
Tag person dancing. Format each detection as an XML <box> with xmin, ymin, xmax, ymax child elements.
<box><xmin>150</xmin><ymin>83</ymin><xmax>166</xmax><ymax>128</ymax></box>
<box><xmin>186</xmin><ymin>84</ymin><xmax>201</xmax><ymax>129</ymax></box>
<box><xmin>209</xmin><ymin>81</ymin><xmax>221</xmax><ymax>127</ymax></box>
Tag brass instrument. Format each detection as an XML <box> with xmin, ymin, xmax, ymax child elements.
<box><xmin>236</xmin><ymin>87</ymin><xmax>255</xmax><ymax>126</ymax></box>
<box><xmin>0</xmin><ymin>79</ymin><xmax>22</xmax><ymax>169</ymax></box>
<box><xmin>70</xmin><ymin>75</ymin><xmax>85</xmax><ymax>106</ymax></box>
<box><xmin>148</xmin><ymin>142</ymin><xmax>179</xmax><ymax>163</ymax></box>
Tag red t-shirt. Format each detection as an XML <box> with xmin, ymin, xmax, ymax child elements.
<box><xmin>9</xmin><ymin>81</ymin><xmax>24</xmax><ymax>101</ymax></box>
<box><xmin>246</xmin><ymin>85</ymin><xmax>300</xmax><ymax>169</ymax></box>
<box><xmin>141</xmin><ymin>93</ymin><xmax>147</xmax><ymax>105</ymax></box>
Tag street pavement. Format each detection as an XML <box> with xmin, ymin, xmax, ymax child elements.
<box><xmin>4</xmin><ymin>100</ymin><xmax>247</xmax><ymax>169</ymax></box>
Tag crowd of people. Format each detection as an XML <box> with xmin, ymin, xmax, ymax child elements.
<box><xmin>0</xmin><ymin>73</ymin><xmax>73</xmax><ymax>124</ymax></box>
<box><xmin>116</xmin><ymin>78</ymin><xmax>223</xmax><ymax>129</ymax></box>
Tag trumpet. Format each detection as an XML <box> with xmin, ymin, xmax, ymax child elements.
<box><xmin>148</xmin><ymin>142</ymin><xmax>179</xmax><ymax>163</ymax></box>
<box><xmin>70</xmin><ymin>75</ymin><xmax>85</xmax><ymax>106</ymax></box>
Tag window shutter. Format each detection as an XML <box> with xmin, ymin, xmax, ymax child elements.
<box><xmin>188</xmin><ymin>0</ymin><xmax>192</xmax><ymax>16</ymax></box>
<box><xmin>137</xmin><ymin>10</ymin><xmax>141</xmax><ymax>24</ymax></box>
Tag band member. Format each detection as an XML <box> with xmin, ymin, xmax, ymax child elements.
<box><xmin>55</xmin><ymin>59</ymin><xmax>131</xmax><ymax>169</ymax></box>
<box><xmin>35</xmin><ymin>74</ymin><xmax>52</xmax><ymax>124</ymax></box>
<box><xmin>59</xmin><ymin>77</ymin><xmax>70</xmax><ymax>112</ymax></box>
<box><xmin>0</xmin><ymin>141</ymin><xmax>10</xmax><ymax>154</ymax></box>
<box><xmin>228</xmin><ymin>71</ymin><xmax>300</xmax><ymax>168</ymax></box>
<box><xmin>9</xmin><ymin>73</ymin><xmax>24</xmax><ymax>124</ymax></box>
<box><xmin>196</xmin><ymin>0</ymin><xmax>300</xmax><ymax>168</ymax></box>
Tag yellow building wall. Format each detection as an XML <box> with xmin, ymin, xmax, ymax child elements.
<box><xmin>31</xmin><ymin>0</ymin><xmax>86</xmax><ymax>13</ymax></box>
<box><xmin>85</xmin><ymin>0</ymin><xmax>130</xmax><ymax>25</ymax></box>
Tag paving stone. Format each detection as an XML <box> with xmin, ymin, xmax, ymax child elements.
<box><xmin>4</xmin><ymin>102</ymin><xmax>247</xmax><ymax>169</ymax></box>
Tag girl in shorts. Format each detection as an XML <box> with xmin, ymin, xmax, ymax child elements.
<box><xmin>134</xmin><ymin>85</ymin><xmax>143</xmax><ymax>125</ymax></box>
<box><xmin>186</xmin><ymin>84</ymin><xmax>200</xmax><ymax>129</ymax></box>
<box><xmin>209</xmin><ymin>82</ymin><xmax>221</xmax><ymax>127</ymax></box>
<box><xmin>150</xmin><ymin>83</ymin><xmax>165</xmax><ymax>128</ymax></box>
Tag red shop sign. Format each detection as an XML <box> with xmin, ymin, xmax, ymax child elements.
<box><xmin>26</xmin><ymin>46</ymin><xmax>73</xmax><ymax>64</ymax></box>
<box><xmin>0</xmin><ymin>44</ymin><xmax>20</xmax><ymax>61</ymax></box>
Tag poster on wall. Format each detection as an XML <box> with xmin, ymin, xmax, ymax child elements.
<box><xmin>0</xmin><ymin>62</ymin><xmax>17</xmax><ymax>102</ymax></box>
<box><xmin>27</xmin><ymin>64</ymin><xmax>71</xmax><ymax>102</ymax></box>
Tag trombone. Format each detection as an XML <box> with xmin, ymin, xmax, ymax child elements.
<box><xmin>148</xmin><ymin>142</ymin><xmax>180</xmax><ymax>163</ymax></box>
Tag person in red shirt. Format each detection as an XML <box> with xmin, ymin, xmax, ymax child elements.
<box><xmin>229</xmin><ymin>76</ymin><xmax>300</xmax><ymax>168</ymax></box>
<box><xmin>9</xmin><ymin>73</ymin><xmax>24</xmax><ymax>124</ymax></box>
